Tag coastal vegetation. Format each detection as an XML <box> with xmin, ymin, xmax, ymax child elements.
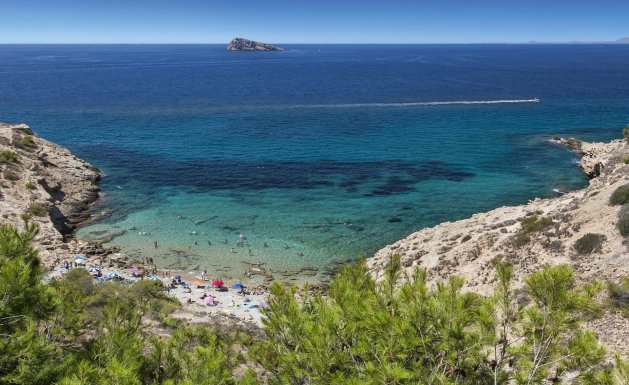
<box><xmin>607</xmin><ymin>277</ymin><xmax>629</xmax><ymax>318</ymax></box>
<box><xmin>3</xmin><ymin>170</ymin><xmax>19</xmax><ymax>181</ymax></box>
<box><xmin>610</xmin><ymin>184</ymin><xmax>629</xmax><ymax>206</ymax></box>
<box><xmin>0</xmin><ymin>149</ymin><xmax>18</xmax><ymax>164</ymax></box>
<box><xmin>574</xmin><ymin>233</ymin><xmax>607</xmax><ymax>255</ymax></box>
<box><xmin>18</xmin><ymin>134</ymin><xmax>34</xmax><ymax>148</ymax></box>
<box><xmin>26</xmin><ymin>202</ymin><xmax>48</xmax><ymax>217</ymax></box>
<box><xmin>617</xmin><ymin>205</ymin><xmax>629</xmax><ymax>237</ymax></box>
<box><xmin>623</xmin><ymin>124</ymin><xmax>629</xmax><ymax>142</ymax></box>
<box><xmin>513</xmin><ymin>214</ymin><xmax>554</xmax><ymax>247</ymax></box>
<box><xmin>2</xmin><ymin>223</ymin><xmax>628</xmax><ymax>384</ymax></box>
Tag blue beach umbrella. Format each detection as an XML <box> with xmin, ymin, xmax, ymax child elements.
<box><xmin>104</xmin><ymin>272</ymin><xmax>124</xmax><ymax>280</ymax></box>
<box><xmin>232</xmin><ymin>283</ymin><xmax>245</xmax><ymax>290</ymax></box>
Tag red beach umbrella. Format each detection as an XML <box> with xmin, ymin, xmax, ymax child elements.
<box><xmin>212</xmin><ymin>280</ymin><xmax>224</xmax><ymax>287</ymax></box>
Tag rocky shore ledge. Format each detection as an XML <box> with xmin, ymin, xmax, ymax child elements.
<box><xmin>0</xmin><ymin>123</ymin><xmax>103</xmax><ymax>261</ymax></box>
<box><xmin>368</xmin><ymin>137</ymin><xmax>629</xmax><ymax>354</ymax></box>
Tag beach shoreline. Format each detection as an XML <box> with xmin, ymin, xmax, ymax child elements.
<box><xmin>0</xmin><ymin>122</ymin><xmax>270</xmax><ymax>326</ymax></box>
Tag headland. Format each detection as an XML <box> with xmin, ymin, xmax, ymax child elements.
<box><xmin>369</xmin><ymin>137</ymin><xmax>629</xmax><ymax>354</ymax></box>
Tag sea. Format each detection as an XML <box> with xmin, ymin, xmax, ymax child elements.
<box><xmin>1</xmin><ymin>44</ymin><xmax>628</xmax><ymax>283</ymax></box>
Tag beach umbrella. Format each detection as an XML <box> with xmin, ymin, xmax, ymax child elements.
<box><xmin>128</xmin><ymin>267</ymin><xmax>140</xmax><ymax>273</ymax></box>
<box><xmin>204</xmin><ymin>296</ymin><xmax>215</xmax><ymax>306</ymax></box>
<box><xmin>75</xmin><ymin>255</ymin><xmax>87</xmax><ymax>261</ymax></box>
<box><xmin>148</xmin><ymin>275</ymin><xmax>161</xmax><ymax>281</ymax></box>
<box><xmin>212</xmin><ymin>280</ymin><xmax>224</xmax><ymax>287</ymax></box>
<box><xmin>232</xmin><ymin>283</ymin><xmax>245</xmax><ymax>290</ymax></box>
<box><xmin>105</xmin><ymin>272</ymin><xmax>124</xmax><ymax>280</ymax></box>
<box><xmin>87</xmin><ymin>267</ymin><xmax>101</xmax><ymax>275</ymax></box>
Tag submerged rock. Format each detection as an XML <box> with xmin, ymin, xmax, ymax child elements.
<box><xmin>227</xmin><ymin>37</ymin><xmax>283</xmax><ymax>52</ymax></box>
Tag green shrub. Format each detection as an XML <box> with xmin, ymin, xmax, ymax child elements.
<box><xmin>27</xmin><ymin>203</ymin><xmax>47</xmax><ymax>217</ymax></box>
<box><xmin>610</xmin><ymin>183</ymin><xmax>629</xmax><ymax>206</ymax></box>
<box><xmin>0</xmin><ymin>150</ymin><xmax>18</xmax><ymax>164</ymax></box>
<box><xmin>607</xmin><ymin>276</ymin><xmax>629</xmax><ymax>317</ymax></box>
<box><xmin>25</xmin><ymin>182</ymin><xmax>36</xmax><ymax>190</ymax></box>
<box><xmin>520</xmin><ymin>215</ymin><xmax>554</xmax><ymax>234</ymax></box>
<box><xmin>623</xmin><ymin>124</ymin><xmax>629</xmax><ymax>142</ymax></box>
<box><xmin>3</xmin><ymin>170</ymin><xmax>19</xmax><ymax>181</ymax></box>
<box><xmin>513</xmin><ymin>232</ymin><xmax>531</xmax><ymax>247</ymax></box>
<box><xmin>19</xmin><ymin>135</ymin><xmax>34</xmax><ymax>147</ymax></box>
<box><xmin>574</xmin><ymin>233</ymin><xmax>606</xmax><ymax>254</ymax></box>
<box><xmin>624</xmin><ymin>156</ymin><xmax>629</xmax><ymax>165</ymax></box>
<box><xmin>618</xmin><ymin>205</ymin><xmax>629</xmax><ymax>237</ymax></box>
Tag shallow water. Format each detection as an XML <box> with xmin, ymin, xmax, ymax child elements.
<box><xmin>1</xmin><ymin>44</ymin><xmax>627</xmax><ymax>282</ymax></box>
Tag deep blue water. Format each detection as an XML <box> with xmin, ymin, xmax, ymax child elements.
<box><xmin>1</xmin><ymin>44</ymin><xmax>627</xmax><ymax>282</ymax></box>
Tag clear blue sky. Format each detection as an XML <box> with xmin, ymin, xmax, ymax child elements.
<box><xmin>1</xmin><ymin>0</ymin><xmax>627</xmax><ymax>44</ymax></box>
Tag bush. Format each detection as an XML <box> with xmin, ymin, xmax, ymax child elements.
<box><xmin>0</xmin><ymin>150</ymin><xmax>18</xmax><ymax>164</ymax></box>
<box><xmin>520</xmin><ymin>215</ymin><xmax>554</xmax><ymax>234</ymax></box>
<box><xmin>574</xmin><ymin>233</ymin><xmax>606</xmax><ymax>254</ymax></box>
<box><xmin>624</xmin><ymin>156</ymin><xmax>629</xmax><ymax>165</ymax></box>
<box><xmin>513</xmin><ymin>232</ymin><xmax>531</xmax><ymax>247</ymax></box>
<box><xmin>607</xmin><ymin>276</ymin><xmax>629</xmax><ymax>317</ymax></box>
<box><xmin>618</xmin><ymin>205</ymin><xmax>629</xmax><ymax>237</ymax></box>
<box><xmin>610</xmin><ymin>183</ymin><xmax>629</xmax><ymax>206</ymax></box>
<box><xmin>623</xmin><ymin>124</ymin><xmax>629</xmax><ymax>142</ymax></box>
<box><xmin>27</xmin><ymin>203</ymin><xmax>47</xmax><ymax>217</ymax></box>
<box><xmin>25</xmin><ymin>182</ymin><xmax>36</xmax><ymax>190</ymax></box>
<box><xmin>3</xmin><ymin>170</ymin><xmax>19</xmax><ymax>181</ymax></box>
<box><xmin>19</xmin><ymin>135</ymin><xmax>34</xmax><ymax>147</ymax></box>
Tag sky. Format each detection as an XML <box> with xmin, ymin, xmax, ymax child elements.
<box><xmin>1</xmin><ymin>0</ymin><xmax>628</xmax><ymax>44</ymax></box>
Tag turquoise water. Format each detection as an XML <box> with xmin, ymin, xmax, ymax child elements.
<box><xmin>0</xmin><ymin>44</ymin><xmax>627</xmax><ymax>282</ymax></box>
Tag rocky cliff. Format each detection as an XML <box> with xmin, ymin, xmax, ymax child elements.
<box><xmin>227</xmin><ymin>37</ymin><xmax>283</xmax><ymax>51</ymax></box>
<box><xmin>368</xmin><ymin>137</ymin><xmax>629</xmax><ymax>354</ymax></box>
<box><xmin>0</xmin><ymin>123</ymin><xmax>105</xmax><ymax>262</ymax></box>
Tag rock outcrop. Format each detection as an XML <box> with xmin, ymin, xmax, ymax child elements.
<box><xmin>368</xmin><ymin>138</ymin><xmax>629</xmax><ymax>355</ymax></box>
<box><xmin>227</xmin><ymin>37</ymin><xmax>283</xmax><ymax>52</ymax></box>
<box><xmin>0</xmin><ymin>123</ymin><xmax>105</xmax><ymax>262</ymax></box>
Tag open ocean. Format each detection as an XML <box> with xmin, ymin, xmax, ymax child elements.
<box><xmin>1</xmin><ymin>44</ymin><xmax>628</xmax><ymax>282</ymax></box>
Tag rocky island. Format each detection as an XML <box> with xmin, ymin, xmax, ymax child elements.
<box><xmin>227</xmin><ymin>37</ymin><xmax>283</xmax><ymax>51</ymax></box>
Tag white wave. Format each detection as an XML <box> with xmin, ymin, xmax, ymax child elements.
<box><xmin>291</xmin><ymin>98</ymin><xmax>540</xmax><ymax>109</ymax></box>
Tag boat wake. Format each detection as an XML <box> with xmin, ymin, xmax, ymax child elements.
<box><xmin>291</xmin><ymin>98</ymin><xmax>540</xmax><ymax>109</ymax></box>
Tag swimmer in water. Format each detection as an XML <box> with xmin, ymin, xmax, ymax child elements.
<box><xmin>263</xmin><ymin>242</ymin><xmax>268</xmax><ymax>248</ymax></box>
<box><xmin>284</xmin><ymin>243</ymin><xmax>289</xmax><ymax>249</ymax></box>
<box><xmin>153</xmin><ymin>241</ymin><xmax>158</xmax><ymax>248</ymax></box>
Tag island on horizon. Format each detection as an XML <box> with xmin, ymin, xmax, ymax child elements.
<box><xmin>227</xmin><ymin>37</ymin><xmax>283</xmax><ymax>51</ymax></box>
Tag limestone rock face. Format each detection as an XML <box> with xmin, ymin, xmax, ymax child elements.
<box><xmin>227</xmin><ymin>37</ymin><xmax>283</xmax><ymax>51</ymax></box>
<box><xmin>0</xmin><ymin>122</ymin><xmax>102</xmax><ymax>262</ymax></box>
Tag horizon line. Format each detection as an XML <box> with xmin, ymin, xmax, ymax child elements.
<box><xmin>1</xmin><ymin>42</ymin><xmax>628</xmax><ymax>46</ymax></box>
